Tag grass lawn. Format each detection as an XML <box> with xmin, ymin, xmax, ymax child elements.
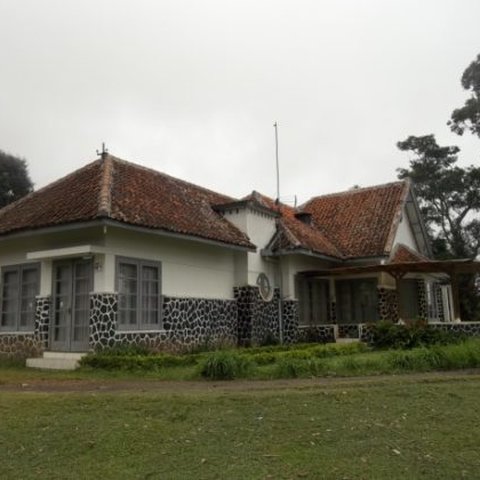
<box><xmin>1</xmin><ymin>376</ymin><xmax>480</xmax><ymax>479</ymax></box>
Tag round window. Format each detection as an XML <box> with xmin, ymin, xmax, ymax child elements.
<box><xmin>256</xmin><ymin>273</ymin><xmax>273</xmax><ymax>301</ymax></box>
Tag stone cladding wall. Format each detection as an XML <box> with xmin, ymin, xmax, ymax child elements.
<box><xmin>0</xmin><ymin>333</ymin><xmax>43</xmax><ymax>359</ymax></box>
<box><xmin>90</xmin><ymin>293</ymin><xmax>238</xmax><ymax>353</ymax></box>
<box><xmin>433</xmin><ymin>283</ymin><xmax>445</xmax><ymax>322</ymax></box>
<box><xmin>282</xmin><ymin>300</ymin><xmax>299</xmax><ymax>344</ymax></box>
<box><xmin>296</xmin><ymin>325</ymin><xmax>336</xmax><ymax>343</ymax></box>
<box><xmin>234</xmin><ymin>286</ymin><xmax>280</xmax><ymax>346</ymax></box>
<box><xmin>337</xmin><ymin>324</ymin><xmax>361</xmax><ymax>338</ymax></box>
<box><xmin>377</xmin><ymin>287</ymin><xmax>399</xmax><ymax>322</ymax></box>
<box><xmin>35</xmin><ymin>296</ymin><xmax>51</xmax><ymax>350</ymax></box>
<box><xmin>417</xmin><ymin>279</ymin><xmax>428</xmax><ymax>321</ymax></box>
<box><xmin>0</xmin><ymin>296</ymin><xmax>51</xmax><ymax>358</ymax></box>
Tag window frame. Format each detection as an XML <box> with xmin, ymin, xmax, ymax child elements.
<box><xmin>115</xmin><ymin>256</ymin><xmax>162</xmax><ymax>331</ymax></box>
<box><xmin>0</xmin><ymin>262</ymin><xmax>40</xmax><ymax>332</ymax></box>
<box><xmin>335</xmin><ymin>277</ymin><xmax>379</xmax><ymax>324</ymax></box>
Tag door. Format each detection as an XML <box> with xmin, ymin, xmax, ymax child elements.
<box><xmin>50</xmin><ymin>259</ymin><xmax>93</xmax><ymax>352</ymax></box>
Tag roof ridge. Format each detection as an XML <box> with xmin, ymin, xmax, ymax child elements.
<box><xmin>0</xmin><ymin>158</ymin><xmax>102</xmax><ymax>219</ymax></box>
<box><xmin>301</xmin><ymin>180</ymin><xmax>407</xmax><ymax>207</ymax></box>
<box><xmin>107</xmin><ymin>155</ymin><xmax>237</xmax><ymax>204</ymax></box>
<box><xmin>98</xmin><ymin>155</ymin><xmax>114</xmax><ymax>217</ymax></box>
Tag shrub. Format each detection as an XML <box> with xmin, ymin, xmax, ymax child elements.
<box><xmin>93</xmin><ymin>344</ymin><xmax>153</xmax><ymax>357</ymax></box>
<box><xmin>80</xmin><ymin>352</ymin><xmax>197</xmax><ymax>370</ymax></box>
<box><xmin>385</xmin><ymin>340</ymin><xmax>480</xmax><ymax>372</ymax></box>
<box><xmin>369</xmin><ymin>320</ymin><xmax>463</xmax><ymax>350</ymax></box>
<box><xmin>199</xmin><ymin>351</ymin><xmax>252</xmax><ymax>380</ymax></box>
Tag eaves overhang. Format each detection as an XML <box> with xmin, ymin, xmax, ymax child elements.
<box><xmin>261</xmin><ymin>247</ymin><xmax>342</xmax><ymax>263</ymax></box>
<box><xmin>0</xmin><ymin>218</ymin><xmax>257</xmax><ymax>253</ymax></box>
<box><xmin>300</xmin><ymin>259</ymin><xmax>480</xmax><ymax>278</ymax></box>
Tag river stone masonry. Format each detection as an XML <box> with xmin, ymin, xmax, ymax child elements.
<box><xmin>89</xmin><ymin>293</ymin><xmax>238</xmax><ymax>353</ymax></box>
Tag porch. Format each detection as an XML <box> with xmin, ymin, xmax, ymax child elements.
<box><xmin>295</xmin><ymin>259</ymin><xmax>480</xmax><ymax>331</ymax></box>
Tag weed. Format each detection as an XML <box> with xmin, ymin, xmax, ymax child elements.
<box><xmin>199</xmin><ymin>351</ymin><xmax>252</xmax><ymax>380</ymax></box>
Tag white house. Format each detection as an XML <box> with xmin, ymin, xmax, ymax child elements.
<box><xmin>0</xmin><ymin>153</ymin><xmax>478</xmax><ymax>359</ymax></box>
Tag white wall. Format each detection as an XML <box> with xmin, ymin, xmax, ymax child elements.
<box><xmin>103</xmin><ymin>227</ymin><xmax>241</xmax><ymax>299</ymax></box>
<box><xmin>0</xmin><ymin>227</ymin><xmax>105</xmax><ymax>296</ymax></box>
<box><xmin>246</xmin><ymin>210</ymin><xmax>277</xmax><ymax>286</ymax></box>
<box><xmin>0</xmin><ymin>225</ymin><xmax>244</xmax><ymax>300</ymax></box>
<box><xmin>223</xmin><ymin>207</ymin><xmax>278</xmax><ymax>288</ymax></box>
<box><xmin>393</xmin><ymin>207</ymin><xmax>418</xmax><ymax>251</ymax></box>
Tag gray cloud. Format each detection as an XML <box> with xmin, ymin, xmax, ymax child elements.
<box><xmin>0</xmin><ymin>0</ymin><xmax>479</xmax><ymax>204</ymax></box>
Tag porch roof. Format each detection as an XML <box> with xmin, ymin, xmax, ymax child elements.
<box><xmin>302</xmin><ymin>259</ymin><xmax>480</xmax><ymax>278</ymax></box>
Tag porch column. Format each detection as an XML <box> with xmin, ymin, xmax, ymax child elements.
<box><xmin>387</xmin><ymin>270</ymin><xmax>403</xmax><ymax>323</ymax></box>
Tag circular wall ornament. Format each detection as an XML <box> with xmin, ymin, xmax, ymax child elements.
<box><xmin>256</xmin><ymin>273</ymin><xmax>273</xmax><ymax>301</ymax></box>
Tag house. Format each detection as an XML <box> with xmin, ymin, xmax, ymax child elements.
<box><xmin>0</xmin><ymin>153</ymin><xmax>479</xmax><ymax>360</ymax></box>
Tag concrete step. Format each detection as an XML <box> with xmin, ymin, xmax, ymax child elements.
<box><xmin>26</xmin><ymin>352</ymin><xmax>86</xmax><ymax>370</ymax></box>
<box><xmin>335</xmin><ymin>337</ymin><xmax>360</xmax><ymax>344</ymax></box>
<box><xmin>43</xmin><ymin>351</ymin><xmax>85</xmax><ymax>361</ymax></box>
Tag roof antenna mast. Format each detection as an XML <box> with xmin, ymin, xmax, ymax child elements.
<box><xmin>274</xmin><ymin>122</ymin><xmax>280</xmax><ymax>205</ymax></box>
<box><xmin>96</xmin><ymin>142</ymin><xmax>109</xmax><ymax>160</ymax></box>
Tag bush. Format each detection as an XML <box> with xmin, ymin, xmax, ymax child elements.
<box><xmin>80</xmin><ymin>352</ymin><xmax>197</xmax><ymax>370</ymax></box>
<box><xmin>93</xmin><ymin>344</ymin><xmax>153</xmax><ymax>357</ymax></box>
<box><xmin>386</xmin><ymin>340</ymin><xmax>480</xmax><ymax>372</ymax></box>
<box><xmin>199</xmin><ymin>351</ymin><xmax>252</xmax><ymax>380</ymax></box>
<box><xmin>369</xmin><ymin>320</ymin><xmax>463</xmax><ymax>350</ymax></box>
<box><xmin>243</xmin><ymin>342</ymin><xmax>368</xmax><ymax>366</ymax></box>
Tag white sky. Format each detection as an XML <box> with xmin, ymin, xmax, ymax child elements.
<box><xmin>0</xmin><ymin>0</ymin><xmax>479</xmax><ymax>204</ymax></box>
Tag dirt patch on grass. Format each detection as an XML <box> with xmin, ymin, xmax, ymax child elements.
<box><xmin>2</xmin><ymin>369</ymin><xmax>480</xmax><ymax>394</ymax></box>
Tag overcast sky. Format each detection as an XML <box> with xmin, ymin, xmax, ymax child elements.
<box><xmin>0</xmin><ymin>0</ymin><xmax>479</xmax><ymax>204</ymax></box>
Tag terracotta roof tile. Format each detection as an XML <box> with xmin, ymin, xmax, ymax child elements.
<box><xmin>108</xmin><ymin>157</ymin><xmax>253</xmax><ymax>248</ymax></box>
<box><xmin>301</xmin><ymin>181</ymin><xmax>409</xmax><ymax>258</ymax></box>
<box><xmin>390</xmin><ymin>243</ymin><xmax>430</xmax><ymax>263</ymax></box>
<box><xmin>0</xmin><ymin>156</ymin><xmax>254</xmax><ymax>249</ymax></box>
<box><xmin>248</xmin><ymin>192</ymin><xmax>344</xmax><ymax>259</ymax></box>
<box><xmin>0</xmin><ymin>160</ymin><xmax>104</xmax><ymax>234</ymax></box>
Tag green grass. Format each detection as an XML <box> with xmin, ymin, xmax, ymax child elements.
<box><xmin>1</xmin><ymin>376</ymin><xmax>480</xmax><ymax>479</ymax></box>
<box><xmin>3</xmin><ymin>340</ymin><xmax>480</xmax><ymax>384</ymax></box>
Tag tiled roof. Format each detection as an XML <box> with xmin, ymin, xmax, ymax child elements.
<box><xmin>301</xmin><ymin>181</ymin><xmax>410</xmax><ymax>258</ymax></box>
<box><xmin>246</xmin><ymin>192</ymin><xmax>344</xmax><ymax>259</ymax></box>
<box><xmin>0</xmin><ymin>155</ymin><xmax>419</xmax><ymax>260</ymax></box>
<box><xmin>0</xmin><ymin>156</ymin><xmax>255</xmax><ymax>249</ymax></box>
<box><xmin>390</xmin><ymin>243</ymin><xmax>430</xmax><ymax>263</ymax></box>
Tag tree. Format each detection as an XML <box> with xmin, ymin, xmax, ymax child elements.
<box><xmin>0</xmin><ymin>150</ymin><xmax>33</xmax><ymax>208</ymax></box>
<box><xmin>397</xmin><ymin>135</ymin><xmax>480</xmax><ymax>259</ymax></box>
<box><xmin>449</xmin><ymin>53</ymin><xmax>480</xmax><ymax>137</ymax></box>
<box><xmin>397</xmin><ymin>135</ymin><xmax>480</xmax><ymax>320</ymax></box>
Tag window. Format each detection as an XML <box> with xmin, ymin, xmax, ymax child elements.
<box><xmin>1</xmin><ymin>263</ymin><xmax>40</xmax><ymax>331</ymax></box>
<box><xmin>296</xmin><ymin>276</ymin><xmax>330</xmax><ymax>326</ymax></box>
<box><xmin>116</xmin><ymin>257</ymin><xmax>161</xmax><ymax>330</ymax></box>
<box><xmin>336</xmin><ymin>278</ymin><xmax>378</xmax><ymax>323</ymax></box>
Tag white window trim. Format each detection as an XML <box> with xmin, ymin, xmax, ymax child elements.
<box><xmin>0</xmin><ymin>263</ymin><xmax>40</xmax><ymax>332</ymax></box>
<box><xmin>115</xmin><ymin>256</ymin><xmax>162</xmax><ymax>331</ymax></box>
